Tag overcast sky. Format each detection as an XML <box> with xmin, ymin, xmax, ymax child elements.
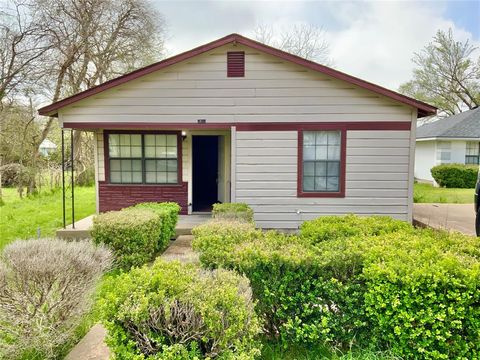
<box><xmin>152</xmin><ymin>0</ymin><xmax>480</xmax><ymax>91</ymax></box>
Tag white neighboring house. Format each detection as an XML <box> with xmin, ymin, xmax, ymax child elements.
<box><xmin>415</xmin><ymin>107</ymin><xmax>480</xmax><ymax>183</ymax></box>
<box><xmin>39</xmin><ymin>139</ymin><xmax>57</xmax><ymax>157</ymax></box>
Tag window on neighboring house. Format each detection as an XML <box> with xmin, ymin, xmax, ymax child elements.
<box><xmin>436</xmin><ymin>141</ymin><xmax>451</xmax><ymax>163</ymax></box>
<box><xmin>465</xmin><ymin>141</ymin><xmax>480</xmax><ymax>164</ymax></box>
<box><xmin>108</xmin><ymin>133</ymin><xmax>179</xmax><ymax>184</ymax></box>
<box><xmin>301</xmin><ymin>130</ymin><xmax>342</xmax><ymax>194</ymax></box>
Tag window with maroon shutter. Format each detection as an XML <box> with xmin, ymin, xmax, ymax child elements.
<box><xmin>227</xmin><ymin>52</ymin><xmax>245</xmax><ymax>77</ymax></box>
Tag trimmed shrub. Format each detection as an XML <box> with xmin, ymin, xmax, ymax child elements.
<box><xmin>300</xmin><ymin>214</ymin><xmax>413</xmax><ymax>244</ymax></box>
<box><xmin>212</xmin><ymin>203</ymin><xmax>255</xmax><ymax>223</ymax></box>
<box><xmin>0</xmin><ymin>238</ymin><xmax>112</xmax><ymax>359</ymax></box>
<box><xmin>132</xmin><ymin>202</ymin><xmax>181</xmax><ymax>252</ymax></box>
<box><xmin>91</xmin><ymin>208</ymin><xmax>161</xmax><ymax>270</ymax></box>
<box><xmin>192</xmin><ymin>220</ymin><xmax>261</xmax><ymax>268</ymax></box>
<box><xmin>363</xmin><ymin>230</ymin><xmax>480</xmax><ymax>359</ymax></box>
<box><xmin>431</xmin><ymin>163</ymin><xmax>479</xmax><ymax>188</ymax></box>
<box><xmin>193</xmin><ymin>216</ymin><xmax>480</xmax><ymax>357</ymax></box>
<box><xmin>98</xmin><ymin>259</ymin><xmax>262</xmax><ymax>359</ymax></box>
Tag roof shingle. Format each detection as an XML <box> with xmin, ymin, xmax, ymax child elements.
<box><xmin>416</xmin><ymin>107</ymin><xmax>480</xmax><ymax>139</ymax></box>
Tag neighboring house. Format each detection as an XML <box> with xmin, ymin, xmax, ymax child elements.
<box><xmin>38</xmin><ymin>34</ymin><xmax>436</xmax><ymax>228</ymax></box>
<box><xmin>415</xmin><ymin>107</ymin><xmax>480</xmax><ymax>183</ymax></box>
<box><xmin>39</xmin><ymin>139</ymin><xmax>57</xmax><ymax>157</ymax></box>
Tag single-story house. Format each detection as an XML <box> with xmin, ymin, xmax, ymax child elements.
<box><xmin>39</xmin><ymin>139</ymin><xmax>57</xmax><ymax>157</ymax></box>
<box><xmin>415</xmin><ymin>107</ymin><xmax>480</xmax><ymax>183</ymax></box>
<box><xmin>39</xmin><ymin>34</ymin><xmax>436</xmax><ymax>229</ymax></box>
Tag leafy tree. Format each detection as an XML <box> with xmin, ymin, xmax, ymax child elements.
<box><xmin>399</xmin><ymin>29</ymin><xmax>480</xmax><ymax>116</ymax></box>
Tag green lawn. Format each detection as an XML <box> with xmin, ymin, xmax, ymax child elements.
<box><xmin>0</xmin><ymin>186</ymin><xmax>96</xmax><ymax>249</ymax></box>
<box><xmin>413</xmin><ymin>183</ymin><xmax>474</xmax><ymax>204</ymax></box>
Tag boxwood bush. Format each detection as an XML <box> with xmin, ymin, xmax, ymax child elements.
<box><xmin>132</xmin><ymin>202</ymin><xmax>181</xmax><ymax>252</ymax></box>
<box><xmin>97</xmin><ymin>259</ymin><xmax>262</xmax><ymax>359</ymax></box>
<box><xmin>430</xmin><ymin>163</ymin><xmax>479</xmax><ymax>188</ymax></box>
<box><xmin>300</xmin><ymin>214</ymin><xmax>413</xmax><ymax>244</ymax></box>
<box><xmin>91</xmin><ymin>208</ymin><xmax>161</xmax><ymax>270</ymax></box>
<box><xmin>193</xmin><ymin>215</ymin><xmax>480</xmax><ymax>358</ymax></box>
<box><xmin>212</xmin><ymin>203</ymin><xmax>254</xmax><ymax>223</ymax></box>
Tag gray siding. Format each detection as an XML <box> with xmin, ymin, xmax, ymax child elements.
<box><xmin>235</xmin><ymin>130</ymin><xmax>411</xmax><ymax>229</ymax></box>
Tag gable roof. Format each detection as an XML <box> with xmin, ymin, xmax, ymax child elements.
<box><xmin>416</xmin><ymin>107</ymin><xmax>480</xmax><ymax>140</ymax></box>
<box><xmin>38</xmin><ymin>33</ymin><xmax>437</xmax><ymax>118</ymax></box>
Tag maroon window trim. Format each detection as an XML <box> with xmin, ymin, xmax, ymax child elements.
<box><xmin>297</xmin><ymin>127</ymin><xmax>346</xmax><ymax>198</ymax></box>
<box><xmin>103</xmin><ymin>130</ymin><xmax>182</xmax><ymax>185</ymax></box>
<box><xmin>227</xmin><ymin>51</ymin><xmax>245</xmax><ymax>77</ymax></box>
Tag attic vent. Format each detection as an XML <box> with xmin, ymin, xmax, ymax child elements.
<box><xmin>227</xmin><ymin>51</ymin><xmax>245</xmax><ymax>77</ymax></box>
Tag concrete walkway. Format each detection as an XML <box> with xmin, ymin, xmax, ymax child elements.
<box><xmin>413</xmin><ymin>203</ymin><xmax>476</xmax><ymax>236</ymax></box>
<box><xmin>65</xmin><ymin>234</ymin><xmax>201</xmax><ymax>359</ymax></box>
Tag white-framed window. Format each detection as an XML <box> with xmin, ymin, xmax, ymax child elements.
<box><xmin>465</xmin><ymin>141</ymin><xmax>480</xmax><ymax>164</ymax></box>
<box><xmin>436</xmin><ymin>141</ymin><xmax>451</xmax><ymax>163</ymax></box>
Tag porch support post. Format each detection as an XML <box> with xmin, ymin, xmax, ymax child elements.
<box><xmin>61</xmin><ymin>129</ymin><xmax>66</xmax><ymax>229</ymax></box>
<box><xmin>71</xmin><ymin>130</ymin><xmax>75</xmax><ymax>229</ymax></box>
<box><xmin>230</xmin><ymin>126</ymin><xmax>236</xmax><ymax>202</ymax></box>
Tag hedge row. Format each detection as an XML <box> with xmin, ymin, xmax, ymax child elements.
<box><xmin>431</xmin><ymin>163</ymin><xmax>479</xmax><ymax>188</ymax></box>
<box><xmin>98</xmin><ymin>259</ymin><xmax>262</xmax><ymax>359</ymax></box>
<box><xmin>91</xmin><ymin>202</ymin><xmax>180</xmax><ymax>270</ymax></box>
<box><xmin>212</xmin><ymin>202</ymin><xmax>255</xmax><ymax>223</ymax></box>
<box><xmin>192</xmin><ymin>215</ymin><xmax>480</xmax><ymax>359</ymax></box>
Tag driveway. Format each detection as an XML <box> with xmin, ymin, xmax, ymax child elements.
<box><xmin>413</xmin><ymin>203</ymin><xmax>476</xmax><ymax>236</ymax></box>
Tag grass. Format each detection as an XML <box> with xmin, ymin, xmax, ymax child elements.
<box><xmin>0</xmin><ymin>186</ymin><xmax>96</xmax><ymax>249</ymax></box>
<box><xmin>413</xmin><ymin>183</ymin><xmax>474</xmax><ymax>204</ymax></box>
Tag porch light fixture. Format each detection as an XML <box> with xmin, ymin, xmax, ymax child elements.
<box><xmin>181</xmin><ymin>131</ymin><xmax>187</xmax><ymax>141</ymax></box>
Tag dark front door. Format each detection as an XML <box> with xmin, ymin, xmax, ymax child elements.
<box><xmin>192</xmin><ymin>136</ymin><xmax>219</xmax><ymax>212</ymax></box>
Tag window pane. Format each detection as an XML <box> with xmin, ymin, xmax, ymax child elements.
<box><xmin>166</xmin><ymin>146</ymin><xmax>177</xmax><ymax>158</ymax></box>
<box><xmin>145</xmin><ymin>135</ymin><xmax>155</xmax><ymax>146</ymax></box>
<box><xmin>120</xmin><ymin>146</ymin><xmax>131</xmax><ymax>157</ymax></box>
<box><xmin>315</xmin><ymin>177</ymin><xmax>327</xmax><ymax>191</ymax></box>
<box><xmin>315</xmin><ymin>146</ymin><xmax>328</xmax><ymax>160</ymax></box>
<box><xmin>121</xmin><ymin>159</ymin><xmax>132</xmax><ymax>171</ymax></box>
<box><xmin>328</xmin><ymin>131</ymin><xmax>341</xmax><ymax>145</ymax></box>
<box><xmin>145</xmin><ymin>172</ymin><xmax>156</xmax><ymax>183</ymax></box>
<box><xmin>315</xmin><ymin>162</ymin><xmax>327</xmax><ymax>176</ymax></box>
<box><xmin>157</xmin><ymin>172</ymin><xmax>167</xmax><ymax>183</ymax></box>
<box><xmin>157</xmin><ymin>160</ymin><xmax>167</xmax><ymax>172</ymax></box>
<box><xmin>304</xmin><ymin>146</ymin><xmax>315</xmax><ymax>160</ymax></box>
<box><xmin>156</xmin><ymin>135</ymin><xmax>167</xmax><ymax>146</ymax></box>
<box><xmin>327</xmin><ymin>177</ymin><xmax>339</xmax><ymax>191</ymax></box>
<box><xmin>132</xmin><ymin>160</ymin><xmax>142</xmax><ymax>171</ymax></box>
<box><xmin>328</xmin><ymin>145</ymin><xmax>340</xmax><ymax>160</ymax></box>
<box><xmin>120</xmin><ymin>134</ymin><xmax>130</xmax><ymax>146</ymax></box>
<box><xmin>304</xmin><ymin>132</ymin><xmax>315</xmax><ymax>145</ymax></box>
<box><xmin>303</xmin><ymin>176</ymin><xmax>314</xmax><ymax>191</ymax></box>
<box><xmin>315</xmin><ymin>132</ymin><xmax>328</xmax><ymax>145</ymax></box>
<box><xmin>131</xmin><ymin>135</ymin><xmax>141</xmax><ymax>146</ymax></box>
<box><xmin>145</xmin><ymin>160</ymin><xmax>156</xmax><ymax>171</ymax></box>
<box><xmin>145</xmin><ymin>146</ymin><xmax>155</xmax><ymax>157</ymax></box>
<box><xmin>109</xmin><ymin>134</ymin><xmax>120</xmax><ymax>147</ymax></box>
<box><xmin>121</xmin><ymin>171</ymin><xmax>132</xmax><ymax>183</ymax></box>
<box><xmin>327</xmin><ymin>162</ymin><xmax>339</xmax><ymax>177</ymax></box>
<box><xmin>167</xmin><ymin>135</ymin><xmax>177</xmax><ymax>146</ymax></box>
<box><xmin>110</xmin><ymin>159</ymin><xmax>121</xmax><ymax>171</ymax></box>
<box><xmin>110</xmin><ymin>172</ymin><xmax>121</xmax><ymax>183</ymax></box>
<box><xmin>167</xmin><ymin>160</ymin><xmax>177</xmax><ymax>172</ymax></box>
<box><xmin>132</xmin><ymin>172</ymin><xmax>142</xmax><ymax>183</ymax></box>
<box><xmin>304</xmin><ymin>162</ymin><xmax>315</xmax><ymax>176</ymax></box>
<box><xmin>131</xmin><ymin>146</ymin><xmax>142</xmax><ymax>157</ymax></box>
<box><xmin>156</xmin><ymin>146</ymin><xmax>167</xmax><ymax>158</ymax></box>
<box><xmin>167</xmin><ymin>171</ymin><xmax>177</xmax><ymax>183</ymax></box>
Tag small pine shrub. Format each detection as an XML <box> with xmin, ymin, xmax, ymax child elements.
<box><xmin>132</xmin><ymin>202</ymin><xmax>181</xmax><ymax>252</ymax></box>
<box><xmin>431</xmin><ymin>163</ymin><xmax>479</xmax><ymax>188</ymax></box>
<box><xmin>0</xmin><ymin>238</ymin><xmax>112</xmax><ymax>359</ymax></box>
<box><xmin>97</xmin><ymin>259</ymin><xmax>262</xmax><ymax>359</ymax></box>
<box><xmin>91</xmin><ymin>208</ymin><xmax>161</xmax><ymax>270</ymax></box>
<box><xmin>212</xmin><ymin>203</ymin><xmax>255</xmax><ymax>223</ymax></box>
